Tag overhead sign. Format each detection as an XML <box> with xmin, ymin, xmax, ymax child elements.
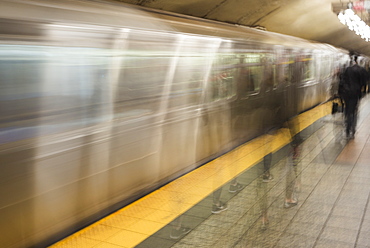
<box><xmin>365</xmin><ymin>0</ymin><xmax>370</xmax><ymax>10</ymax></box>
<box><xmin>353</xmin><ymin>1</ymin><xmax>364</xmax><ymax>11</ymax></box>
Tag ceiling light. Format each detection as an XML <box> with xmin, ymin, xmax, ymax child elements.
<box><xmin>338</xmin><ymin>8</ymin><xmax>370</xmax><ymax>42</ymax></box>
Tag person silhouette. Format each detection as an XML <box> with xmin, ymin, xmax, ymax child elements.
<box><xmin>340</xmin><ymin>55</ymin><xmax>368</xmax><ymax>139</ymax></box>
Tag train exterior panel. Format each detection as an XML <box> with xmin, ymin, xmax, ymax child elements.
<box><xmin>0</xmin><ymin>0</ymin><xmax>350</xmax><ymax>247</ymax></box>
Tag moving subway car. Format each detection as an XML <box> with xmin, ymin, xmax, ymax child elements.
<box><xmin>0</xmin><ymin>0</ymin><xmax>351</xmax><ymax>247</ymax></box>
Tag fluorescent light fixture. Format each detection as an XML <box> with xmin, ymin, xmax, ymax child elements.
<box><xmin>338</xmin><ymin>9</ymin><xmax>370</xmax><ymax>42</ymax></box>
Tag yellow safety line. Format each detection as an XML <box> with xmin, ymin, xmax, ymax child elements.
<box><xmin>49</xmin><ymin>101</ymin><xmax>331</xmax><ymax>248</ymax></box>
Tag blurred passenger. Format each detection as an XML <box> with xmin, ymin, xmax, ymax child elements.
<box><xmin>256</xmin><ymin>174</ymin><xmax>269</xmax><ymax>230</ymax></box>
<box><xmin>332</xmin><ymin>65</ymin><xmax>345</xmax><ymax>108</ymax></box>
<box><xmin>206</xmin><ymin>71</ymin><xmax>234</xmax><ymax>214</ymax></box>
<box><xmin>262</xmin><ymin>149</ymin><xmax>273</xmax><ymax>182</ymax></box>
<box><xmin>244</xmin><ymin>69</ymin><xmax>255</xmax><ymax>92</ymax></box>
<box><xmin>341</xmin><ymin>55</ymin><xmax>368</xmax><ymax>139</ymax></box>
<box><xmin>283</xmin><ymin>116</ymin><xmax>302</xmax><ymax>208</ymax></box>
<box><xmin>212</xmin><ymin>177</ymin><xmax>243</xmax><ymax>214</ymax></box>
<box><xmin>284</xmin><ymin>156</ymin><xmax>299</xmax><ymax>208</ymax></box>
<box><xmin>337</xmin><ymin>65</ymin><xmax>347</xmax><ymax>108</ymax></box>
<box><xmin>261</xmin><ymin>124</ymin><xmax>275</xmax><ymax>184</ymax></box>
<box><xmin>228</xmin><ymin>178</ymin><xmax>244</xmax><ymax>193</ymax></box>
<box><xmin>261</xmin><ymin>58</ymin><xmax>276</xmax><ymax>182</ymax></box>
<box><xmin>170</xmin><ymin>216</ymin><xmax>191</xmax><ymax>239</ymax></box>
<box><xmin>212</xmin><ymin>188</ymin><xmax>228</xmax><ymax>214</ymax></box>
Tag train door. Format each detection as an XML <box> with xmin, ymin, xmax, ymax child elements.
<box><xmin>267</xmin><ymin>45</ymin><xmax>285</xmax><ymax>128</ymax></box>
<box><xmin>158</xmin><ymin>35</ymin><xmax>223</xmax><ymax>178</ymax></box>
<box><xmin>296</xmin><ymin>51</ymin><xmax>317</xmax><ymax>113</ymax></box>
<box><xmin>261</xmin><ymin>48</ymin><xmax>284</xmax><ymax>130</ymax></box>
<box><xmin>319</xmin><ymin>51</ymin><xmax>335</xmax><ymax>103</ymax></box>
<box><xmin>109</xmin><ymin>30</ymin><xmax>179</xmax><ymax>199</ymax></box>
<box><xmin>199</xmin><ymin>40</ymin><xmax>238</xmax><ymax>159</ymax></box>
<box><xmin>278</xmin><ymin>48</ymin><xmax>298</xmax><ymax>121</ymax></box>
<box><xmin>232</xmin><ymin>44</ymin><xmax>275</xmax><ymax>143</ymax></box>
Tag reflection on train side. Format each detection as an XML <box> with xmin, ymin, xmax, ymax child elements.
<box><xmin>0</xmin><ymin>1</ymin><xmax>354</xmax><ymax>247</ymax></box>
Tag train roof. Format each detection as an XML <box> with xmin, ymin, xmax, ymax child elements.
<box><xmin>0</xmin><ymin>0</ymin><xmax>347</xmax><ymax>54</ymax></box>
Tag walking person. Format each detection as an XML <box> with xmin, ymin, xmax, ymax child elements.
<box><xmin>340</xmin><ymin>55</ymin><xmax>368</xmax><ymax>139</ymax></box>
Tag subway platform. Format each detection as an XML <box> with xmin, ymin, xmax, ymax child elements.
<box><xmin>50</xmin><ymin>95</ymin><xmax>370</xmax><ymax>248</ymax></box>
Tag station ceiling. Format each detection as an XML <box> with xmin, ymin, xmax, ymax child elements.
<box><xmin>113</xmin><ymin>0</ymin><xmax>370</xmax><ymax>56</ymax></box>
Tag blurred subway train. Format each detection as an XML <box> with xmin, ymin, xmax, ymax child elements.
<box><xmin>0</xmin><ymin>0</ymin><xmax>355</xmax><ymax>247</ymax></box>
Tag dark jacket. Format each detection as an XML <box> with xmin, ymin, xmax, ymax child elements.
<box><xmin>340</xmin><ymin>64</ymin><xmax>368</xmax><ymax>99</ymax></box>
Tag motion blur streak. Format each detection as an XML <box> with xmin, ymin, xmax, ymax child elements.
<box><xmin>0</xmin><ymin>0</ymin><xmax>362</xmax><ymax>247</ymax></box>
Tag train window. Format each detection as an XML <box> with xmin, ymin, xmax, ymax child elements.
<box><xmin>239</xmin><ymin>53</ymin><xmax>264</xmax><ymax>96</ymax></box>
<box><xmin>240</xmin><ymin>52</ymin><xmax>279</xmax><ymax>94</ymax></box>
<box><xmin>115</xmin><ymin>31</ymin><xmax>176</xmax><ymax>116</ymax></box>
<box><xmin>301</xmin><ymin>55</ymin><xmax>314</xmax><ymax>82</ymax></box>
<box><xmin>277</xmin><ymin>61</ymin><xmax>294</xmax><ymax>87</ymax></box>
<box><xmin>320</xmin><ymin>55</ymin><xmax>332</xmax><ymax>79</ymax></box>
<box><xmin>122</xmin><ymin>56</ymin><xmax>168</xmax><ymax>98</ymax></box>
<box><xmin>275</xmin><ymin>49</ymin><xmax>296</xmax><ymax>87</ymax></box>
<box><xmin>114</xmin><ymin>55</ymin><xmax>169</xmax><ymax>118</ymax></box>
<box><xmin>261</xmin><ymin>55</ymin><xmax>277</xmax><ymax>92</ymax></box>
<box><xmin>208</xmin><ymin>54</ymin><xmax>237</xmax><ymax>101</ymax></box>
<box><xmin>248</xmin><ymin>66</ymin><xmax>263</xmax><ymax>93</ymax></box>
<box><xmin>125</xmin><ymin>30</ymin><xmax>176</xmax><ymax>54</ymax></box>
<box><xmin>0</xmin><ymin>45</ymin><xmax>112</xmax><ymax>143</ymax></box>
<box><xmin>168</xmin><ymin>55</ymin><xmax>205</xmax><ymax>108</ymax></box>
<box><xmin>272</xmin><ymin>63</ymin><xmax>277</xmax><ymax>89</ymax></box>
<box><xmin>166</xmin><ymin>35</ymin><xmax>224</xmax><ymax>108</ymax></box>
<box><xmin>238</xmin><ymin>65</ymin><xmax>263</xmax><ymax>95</ymax></box>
